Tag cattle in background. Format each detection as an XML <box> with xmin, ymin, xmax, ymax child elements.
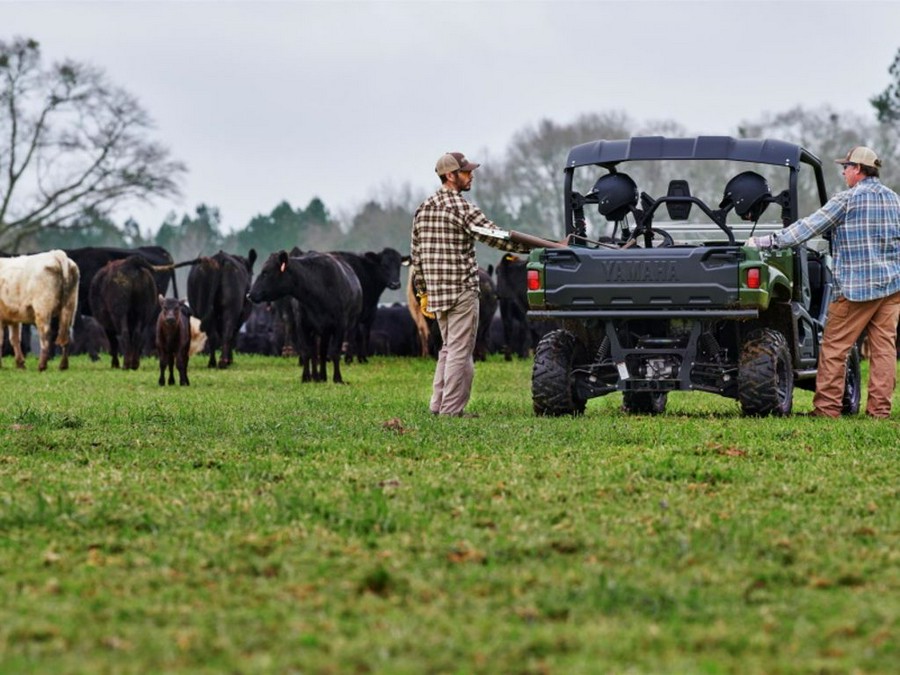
<box><xmin>495</xmin><ymin>254</ymin><xmax>558</xmax><ymax>360</ymax></box>
<box><xmin>488</xmin><ymin>312</ymin><xmax>504</xmax><ymax>355</ymax></box>
<box><xmin>249</xmin><ymin>250</ymin><xmax>362</xmax><ymax>383</ymax></box>
<box><xmin>405</xmin><ymin>265</ymin><xmax>496</xmax><ymax>360</ymax></box>
<box><xmin>64</xmin><ymin>245</ymin><xmax>177</xmax><ymax>355</ymax></box>
<box><xmin>156</xmin><ymin>295</ymin><xmax>192</xmax><ymax>386</ymax></box>
<box><xmin>405</xmin><ymin>266</ymin><xmax>436</xmax><ymax>358</ymax></box>
<box><xmin>236</xmin><ymin>302</ymin><xmax>281</xmax><ymax>356</ymax></box>
<box><xmin>89</xmin><ymin>255</ymin><xmax>158</xmax><ymax>370</ymax></box>
<box><xmin>187</xmin><ymin>249</ymin><xmax>257</xmax><ymax>369</ymax></box>
<box><xmin>474</xmin><ymin>266</ymin><xmax>498</xmax><ymax>361</ymax></box>
<box><xmin>495</xmin><ymin>254</ymin><xmax>530</xmax><ymax>360</ymax></box>
<box><xmin>189</xmin><ymin>317</ymin><xmax>207</xmax><ymax>357</ymax></box>
<box><xmin>68</xmin><ymin>315</ymin><xmax>109</xmax><ymax>361</ymax></box>
<box><xmin>2</xmin><ymin>323</ymin><xmax>31</xmax><ymax>358</ymax></box>
<box><xmin>65</xmin><ymin>245</ymin><xmax>177</xmax><ymax>316</ymax></box>
<box><xmin>332</xmin><ymin>247</ymin><xmax>406</xmax><ymax>363</ymax></box>
<box><xmin>369</xmin><ymin>303</ymin><xmax>420</xmax><ymax>356</ymax></box>
<box><xmin>0</xmin><ymin>250</ymin><xmax>80</xmax><ymax>371</ymax></box>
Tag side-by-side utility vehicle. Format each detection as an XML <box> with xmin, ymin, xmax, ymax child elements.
<box><xmin>525</xmin><ymin>136</ymin><xmax>860</xmax><ymax>416</ymax></box>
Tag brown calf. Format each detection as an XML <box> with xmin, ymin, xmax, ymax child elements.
<box><xmin>156</xmin><ymin>295</ymin><xmax>191</xmax><ymax>386</ymax></box>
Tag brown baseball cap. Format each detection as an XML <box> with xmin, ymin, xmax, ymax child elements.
<box><xmin>435</xmin><ymin>152</ymin><xmax>480</xmax><ymax>176</ymax></box>
<box><xmin>835</xmin><ymin>146</ymin><xmax>882</xmax><ymax>169</ymax></box>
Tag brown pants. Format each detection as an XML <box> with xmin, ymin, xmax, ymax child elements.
<box><xmin>430</xmin><ymin>290</ymin><xmax>479</xmax><ymax>415</ymax></box>
<box><xmin>814</xmin><ymin>291</ymin><xmax>900</xmax><ymax>417</ymax></box>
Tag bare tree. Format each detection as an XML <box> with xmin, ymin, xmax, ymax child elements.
<box><xmin>472</xmin><ymin>112</ymin><xmax>638</xmax><ymax>237</ymax></box>
<box><xmin>738</xmin><ymin>105</ymin><xmax>900</xmax><ymax>209</ymax></box>
<box><xmin>0</xmin><ymin>37</ymin><xmax>186</xmax><ymax>251</ymax></box>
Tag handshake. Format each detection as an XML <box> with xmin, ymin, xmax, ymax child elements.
<box><xmin>745</xmin><ymin>234</ymin><xmax>776</xmax><ymax>250</ymax></box>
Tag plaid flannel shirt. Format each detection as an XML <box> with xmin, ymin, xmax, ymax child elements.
<box><xmin>774</xmin><ymin>177</ymin><xmax>900</xmax><ymax>301</ymax></box>
<box><xmin>410</xmin><ymin>187</ymin><xmax>530</xmax><ymax>312</ymax></box>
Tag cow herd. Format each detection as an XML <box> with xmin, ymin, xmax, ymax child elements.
<box><xmin>0</xmin><ymin>244</ymin><xmax>552</xmax><ymax>384</ymax></box>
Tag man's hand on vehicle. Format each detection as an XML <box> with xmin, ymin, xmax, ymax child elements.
<box><xmin>746</xmin><ymin>235</ymin><xmax>775</xmax><ymax>249</ymax></box>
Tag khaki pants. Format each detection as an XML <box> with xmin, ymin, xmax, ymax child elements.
<box><xmin>814</xmin><ymin>291</ymin><xmax>900</xmax><ymax>417</ymax></box>
<box><xmin>430</xmin><ymin>290</ymin><xmax>479</xmax><ymax>415</ymax></box>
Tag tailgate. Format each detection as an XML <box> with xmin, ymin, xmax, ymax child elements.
<box><xmin>540</xmin><ymin>246</ymin><xmax>743</xmax><ymax>309</ymax></box>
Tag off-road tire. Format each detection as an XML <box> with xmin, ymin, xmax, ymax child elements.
<box><xmin>532</xmin><ymin>329</ymin><xmax>587</xmax><ymax>417</ymax></box>
<box><xmin>738</xmin><ymin>328</ymin><xmax>793</xmax><ymax>416</ymax></box>
<box><xmin>842</xmin><ymin>344</ymin><xmax>862</xmax><ymax>415</ymax></box>
<box><xmin>621</xmin><ymin>391</ymin><xmax>668</xmax><ymax>415</ymax></box>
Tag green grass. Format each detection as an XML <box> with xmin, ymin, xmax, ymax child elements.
<box><xmin>0</xmin><ymin>353</ymin><xmax>897</xmax><ymax>674</ymax></box>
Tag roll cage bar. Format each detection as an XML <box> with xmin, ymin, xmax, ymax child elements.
<box><xmin>563</xmin><ymin>136</ymin><xmax>828</xmax><ymax>238</ymax></box>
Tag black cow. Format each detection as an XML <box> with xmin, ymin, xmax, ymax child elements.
<box><xmin>494</xmin><ymin>253</ymin><xmax>557</xmax><ymax>360</ymax></box>
<box><xmin>495</xmin><ymin>254</ymin><xmax>531</xmax><ymax>360</ymax></box>
<box><xmin>89</xmin><ymin>256</ymin><xmax>159</xmax><ymax>370</ymax></box>
<box><xmin>369</xmin><ymin>303</ymin><xmax>420</xmax><ymax>356</ymax></box>
<box><xmin>187</xmin><ymin>249</ymin><xmax>257</xmax><ymax>369</ymax></box>
<box><xmin>474</xmin><ymin>266</ymin><xmax>498</xmax><ymax>361</ymax></box>
<box><xmin>156</xmin><ymin>295</ymin><xmax>192</xmax><ymax>386</ymax></box>
<box><xmin>65</xmin><ymin>245</ymin><xmax>176</xmax><ymax>317</ymax></box>
<box><xmin>64</xmin><ymin>245</ymin><xmax>177</xmax><ymax>356</ymax></box>
<box><xmin>68</xmin><ymin>315</ymin><xmax>109</xmax><ymax>361</ymax></box>
<box><xmin>332</xmin><ymin>247</ymin><xmax>406</xmax><ymax>363</ymax></box>
<box><xmin>236</xmin><ymin>302</ymin><xmax>281</xmax><ymax>356</ymax></box>
<box><xmin>249</xmin><ymin>250</ymin><xmax>362</xmax><ymax>383</ymax></box>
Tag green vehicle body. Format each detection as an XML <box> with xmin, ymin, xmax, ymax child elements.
<box><xmin>526</xmin><ymin>136</ymin><xmax>860</xmax><ymax>417</ymax></box>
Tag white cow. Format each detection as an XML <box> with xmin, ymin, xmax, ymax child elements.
<box><xmin>0</xmin><ymin>250</ymin><xmax>80</xmax><ymax>371</ymax></box>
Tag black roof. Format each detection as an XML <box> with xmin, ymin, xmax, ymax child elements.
<box><xmin>565</xmin><ymin>136</ymin><xmax>821</xmax><ymax>170</ymax></box>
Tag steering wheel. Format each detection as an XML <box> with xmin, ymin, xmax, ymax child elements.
<box><xmin>623</xmin><ymin>226</ymin><xmax>675</xmax><ymax>248</ymax></box>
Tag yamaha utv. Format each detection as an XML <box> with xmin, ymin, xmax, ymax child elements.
<box><xmin>526</xmin><ymin>136</ymin><xmax>860</xmax><ymax>416</ymax></box>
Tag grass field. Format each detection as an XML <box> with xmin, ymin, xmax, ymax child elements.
<box><xmin>0</xmin><ymin>352</ymin><xmax>897</xmax><ymax>674</ymax></box>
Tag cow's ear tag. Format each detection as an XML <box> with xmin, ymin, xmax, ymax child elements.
<box><xmin>280</xmin><ymin>261</ymin><xmax>286</xmax><ymax>273</ymax></box>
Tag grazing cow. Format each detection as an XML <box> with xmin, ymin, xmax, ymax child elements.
<box><xmin>187</xmin><ymin>249</ymin><xmax>257</xmax><ymax>369</ymax></box>
<box><xmin>0</xmin><ymin>250</ymin><xmax>80</xmax><ymax>371</ymax></box>
<box><xmin>156</xmin><ymin>295</ymin><xmax>192</xmax><ymax>386</ymax></box>
<box><xmin>249</xmin><ymin>250</ymin><xmax>362</xmax><ymax>383</ymax></box>
<box><xmin>332</xmin><ymin>247</ymin><xmax>406</xmax><ymax>363</ymax></box>
<box><xmin>89</xmin><ymin>256</ymin><xmax>159</xmax><ymax>370</ymax></box>
<box><xmin>369</xmin><ymin>303</ymin><xmax>420</xmax><ymax>356</ymax></box>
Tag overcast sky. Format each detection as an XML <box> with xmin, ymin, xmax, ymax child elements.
<box><xmin>5</xmin><ymin>0</ymin><xmax>900</xmax><ymax>235</ymax></box>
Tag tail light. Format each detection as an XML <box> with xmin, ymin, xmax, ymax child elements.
<box><xmin>527</xmin><ymin>269</ymin><xmax>541</xmax><ymax>291</ymax></box>
<box><xmin>746</xmin><ymin>267</ymin><xmax>761</xmax><ymax>289</ymax></box>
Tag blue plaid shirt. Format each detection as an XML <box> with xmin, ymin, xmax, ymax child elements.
<box><xmin>774</xmin><ymin>177</ymin><xmax>900</xmax><ymax>301</ymax></box>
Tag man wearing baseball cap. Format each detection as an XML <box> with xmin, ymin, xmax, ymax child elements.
<box><xmin>410</xmin><ymin>152</ymin><xmax>531</xmax><ymax>417</ymax></box>
<box><xmin>747</xmin><ymin>146</ymin><xmax>900</xmax><ymax>418</ymax></box>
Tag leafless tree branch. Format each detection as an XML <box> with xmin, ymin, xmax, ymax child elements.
<box><xmin>0</xmin><ymin>36</ymin><xmax>186</xmax><ymax>251</ymax></box>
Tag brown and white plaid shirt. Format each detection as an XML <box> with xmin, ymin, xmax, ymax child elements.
<box><xmin>410</xmin><ymin>187</ymin><xmax>530</xmax><ymax>312</ymax></box>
